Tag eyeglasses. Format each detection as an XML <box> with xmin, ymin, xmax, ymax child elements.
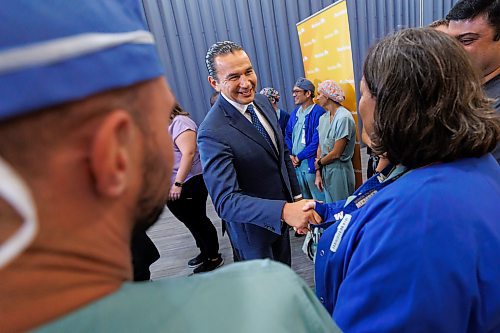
<box><xmin>292</xmin><ymin>89</ymin><xmax>305</xmax><ymax>95</ymax></box>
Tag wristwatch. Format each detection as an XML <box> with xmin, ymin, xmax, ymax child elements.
<box><xmin>174</xmin><ymin>181</ymin><xmax>183</xmax><ymax>187</ymax></box>
<box><xmin>317</xmin><ymin>158</ymin><xmax>323</xmax><ymax>168</ymax></box>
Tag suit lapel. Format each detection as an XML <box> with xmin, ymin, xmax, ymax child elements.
<box><xmin>221</xmin><ymin>97</ymin><xmax>278</xmax><ymax>159</ymax></box>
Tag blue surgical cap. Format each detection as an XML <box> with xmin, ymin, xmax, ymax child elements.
<box><xmin>0</xmin><ymin>0</ymin><xmax>164</xmax><ymax>121</ymax></box>
<box><xmin>294</xmin><ymin>78</ymin><xmax>315</xmax><ymax>94</ymax></box>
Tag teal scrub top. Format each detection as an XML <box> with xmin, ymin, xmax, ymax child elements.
<box><xmin>317</xmin><ymin>106</ymin><xmax>355</xmax><ymax>162</ymax></box>
<box><xmin>36</xmin><ymin>260</ymin><xmax>340</xmax><ymax>333</ymax></box>
<box><xmin>317</xmin><ymin>107</ymin><xmax>356</xmax><ymax>202</ymax></box>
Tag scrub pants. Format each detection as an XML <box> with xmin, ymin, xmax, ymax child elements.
<box><xmin>295</xmin><ymin>169</ymin><xmax>325</xmax><ymax>201</ymax></box>
<box><xmin>321</xmin><ymin>160</ymin><xmax>355</xmax><ymax>203</ymax></box>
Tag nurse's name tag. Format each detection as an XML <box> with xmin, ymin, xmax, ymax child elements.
<box><xmin>330</xmin><ymin>214</ymin><xmax>352</xmax><ymax>253</ymax></box>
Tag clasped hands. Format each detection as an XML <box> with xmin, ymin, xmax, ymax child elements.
<box><xmin>282</xmin><ymin>200</ymin><xmax>322</xmax><ymax>234</ymax></box>
<box><xmin>289</xmin><ymin>155</ymin><xmax>300</xmax><ymax>168</ymax></box>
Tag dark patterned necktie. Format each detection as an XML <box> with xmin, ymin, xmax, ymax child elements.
<box><xmin>246</xmin><ymin>104</ymin><xmax>274</xmax><ymax>150</ymax></box>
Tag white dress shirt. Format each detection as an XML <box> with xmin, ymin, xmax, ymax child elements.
<box><xmin>221</xmin><ymin>92</ymin><xmax>278</xmax><ymax>151</ymax></box>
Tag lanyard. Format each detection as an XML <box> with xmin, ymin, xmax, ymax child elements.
<box><xmin>306</xmin><ymin>163</ymin><xmax>408</xmax><ymax>260</ymax></box>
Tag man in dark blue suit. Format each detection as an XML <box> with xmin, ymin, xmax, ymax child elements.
<box><xmin>198</xmin><ymin>41</ymin><xmax>318</xmax><ymax>264</ymax></box>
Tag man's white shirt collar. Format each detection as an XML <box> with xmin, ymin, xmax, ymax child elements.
<box><xmin>221</xmin><ymin>92</ymin><xmax>254</xmax><ymax>115</ymax></box>
<box><xmin>220</xmin><ymin>93</ymin><xmax>277</xmax><ymax>149</ymax></box>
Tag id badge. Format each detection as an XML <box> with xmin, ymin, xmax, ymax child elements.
<box><xmin>301</xmin><ymin>129</ymin><xmax>306</xmax><ymax>145</ymax></box>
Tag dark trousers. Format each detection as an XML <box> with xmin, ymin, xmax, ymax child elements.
<box><xmin>222</xmin><ymin>220</ymin><xmax>240</xmax><ymax>262</ymax></box>
<box><xmin>167</xmin><ymin>174</ymin><xmax>219</xmax><ymax>259</ymax></box>
<box><xmin>226</xmin><ymin>221</ymin><xmax>291</xmax><ymax>266</ymax></box>
<box><xmin>131</xmin><ymin>227</ymin><xmax>160</xmax><ymax>281</ymax></box>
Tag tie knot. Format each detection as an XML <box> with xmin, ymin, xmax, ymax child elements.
<box><xmin>246</xmin><ymin>104</ymin><xmax>254</xmax><ymax>113</ymax></box>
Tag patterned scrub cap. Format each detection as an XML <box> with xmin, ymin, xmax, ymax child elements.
<box><xmin>318</xmin><ymin>80</ymin><xmax>345</xmax><ymax>103</ymax></box>
<box><xmin>259</xmin><ymin>87</ymin><xmax>280</xmax><ymax>102</ymax></box>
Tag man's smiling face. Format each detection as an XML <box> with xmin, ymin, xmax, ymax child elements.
<box><xmin>210</xmin><ymin>50</ymin><xmax>257</xmax><ymax>105</ymax></box>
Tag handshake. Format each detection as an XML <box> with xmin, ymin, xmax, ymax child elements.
<box><xmin>282</xmin><ymin>200</ymin><xmax>322</xmax><ymax>234</ymax></box>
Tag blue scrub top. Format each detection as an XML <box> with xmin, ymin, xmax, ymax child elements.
<box><xmin>315</xmin><ymin>155</ymin><xmax>500</xmax><ymax>332</ymax></box>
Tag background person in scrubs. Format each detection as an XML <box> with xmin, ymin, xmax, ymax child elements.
<box><xmin>314</xmin><ymin>80</ymin><xmax>356</xmax><ymax>203</ymax></box>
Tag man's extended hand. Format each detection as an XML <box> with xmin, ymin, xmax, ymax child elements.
<box><xmin>282</xmin><ymin>200</ymin><xmax>322</xmax><ymax>234</ymax></box>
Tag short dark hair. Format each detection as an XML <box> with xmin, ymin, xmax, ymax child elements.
<box><xmin>205</xmin><ymin>41</ymin><xmax>243</xmax><ymax>82</ymax></box>
<box><xmin>364</xmin><ymin>28</ymin><xmax>499</xmax><ymax>168</ymax></box>
<box><xmin>446</xmin><ymin>0</ymin><xmax>500</xmax><ymax>40</ymax></box>
<box><xmin>428</xmin><ymin>18</ymin><xmax>449</xmax><ymax>28</ymax></box>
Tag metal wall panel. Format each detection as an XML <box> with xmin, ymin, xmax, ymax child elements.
<box><xmin>346</xmin><ymin>0</ymin><xmax>459</xmax><ymax>108</ymax></box>
<box><xmin>423</xmin><ymin>0</ymin><xmax>460</xmax><ymax>25</ymax></box>
<box><xmin>143</xmin><ymin>0</ymin><xmax>460</xmax><ymax>124</ymax></box>
<box><xmin>143</xmin><ymin>0</ymin><xmax>337</xmax><ymax>124</ymax></box>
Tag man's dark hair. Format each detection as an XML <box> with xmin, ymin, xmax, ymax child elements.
<box><xmin>364</xmin><ymin>28</ymin><xmax>499</xmax><ymax>169</ymax></box>
<box><xmin>205</xmin><ymin>41</ymin><xmax>243</xmax><ymax>82</ymax></box>
<box><xmin>446</xmin><ymin>0</ymin><xmax>500</xmax><ymax>40</ymax></box>
<box><xmin>428</xmin><ymin>18</ymin><xmax>449</xmax><ymax>28</ymax></box>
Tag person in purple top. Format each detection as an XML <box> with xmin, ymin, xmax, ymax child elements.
<box><xmin>167</xmin><ymin>104</ymin><xmax>222</xmax><ymax>274</ymax></box>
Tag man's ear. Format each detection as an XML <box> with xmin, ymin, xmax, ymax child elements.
<box><xmin>90</xmin><ymin>110</ymin><xmax>137</xmax><ymax>198</ymax></box>
<box><xmin>208</xmin><ymin>76</ymin><xmax>220</xmax><ymax>92</ymax></box>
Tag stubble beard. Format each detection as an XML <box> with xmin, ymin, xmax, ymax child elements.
<box><xmin>132</xmin><ymin>146</ymin><xmax>169</xmax><ymax>234</ymax></box>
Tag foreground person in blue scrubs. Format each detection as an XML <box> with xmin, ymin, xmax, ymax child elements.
<box><xmin>309</xmin><ymin>28</ymin><xmax>500</xmax><ymax>332</ymax></box>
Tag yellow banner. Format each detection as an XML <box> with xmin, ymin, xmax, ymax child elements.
<box><xmin>297</xmin><ymin>0</ymin><xmax>362</xmax><ymax>187</ymax></box>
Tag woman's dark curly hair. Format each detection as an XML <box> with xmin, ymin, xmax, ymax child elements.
<box><xmin>364</xmin><ymin>28</ymin><xmax>499</xmax><ymax>168</ymax></box>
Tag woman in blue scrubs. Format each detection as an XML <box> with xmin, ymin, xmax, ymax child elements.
<box><xmin>308</xmin><ymin>28</ymin><xmax>500</xmax><ymax>332</ymax></box>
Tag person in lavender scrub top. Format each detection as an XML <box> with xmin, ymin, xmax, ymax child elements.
<box><xmin>167</xmin><ymin>104</ymin><xmax>223</xmax><ymax>274</ymax></box>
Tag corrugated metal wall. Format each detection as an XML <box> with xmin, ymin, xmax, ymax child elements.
<box><xmin>346</xmin><ymin>0</ymin><xmax>459</xmax><ymax>102</ymax></box>
<box><xmin>143</xmin><ymin>0</ymin><xmax>459</xmax><ymax>124</ymax></box>
<box><xmin>423</xmin><ymin>0</ymin><xmax>461</xmax><ymax>24</ymax></box>
<box><xmin>143</xmin><ymin>0</ymin><xmax>336</xmax><ymax>124</ymax></box>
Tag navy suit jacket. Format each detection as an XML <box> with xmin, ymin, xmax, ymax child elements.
<box><xmin>198</xmin><ymin>94</ymin><xmax>300</xmax><ymax>251</ymax></box>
